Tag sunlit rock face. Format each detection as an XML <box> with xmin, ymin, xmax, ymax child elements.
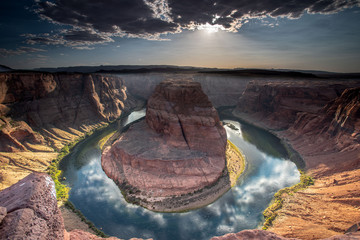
<box><xmin>0</xmin><ymin>73</ymin><xmax>131</xmax><ymax>152</ymax></box>
<box><xmin>0</xmin><ymin>172</ymin><xmax>64</xmax><ymax>239</ymax></box>
<box><xmin>102</xmin><ymin>79</ymin><xmax>228</xmax><ymax>210</ymax></box>
<box><xmin>146</xmin><ymin>79</ymin><xmax>227</xmax><ymax>156</ymax></box>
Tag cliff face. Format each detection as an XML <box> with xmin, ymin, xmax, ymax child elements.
<box><xmin>146</xmin><ymin>79</ymin><xmax>227</xmax><ymax>156</ymax></box>
<box><xmin>0</xmin><ymin>73</ymin><xmax>127</xmax><ymax>129</ymax></box>
<box><xmin>233</xmin><ymin>80</ymin><xmax>360</xmax><ymax>239</ymax></box>
<box><xmin>286</xmin><ymin>86</ymin><xmax>360</xmax><ymax>175</ymax></box>
<box><xmin>234</xmin><ymin>80</ymin><xmax>348</xmax><ymax>130</ymax></box>
<box><xmin>102</xmin><ymin>79</ymin><xmax>228</xmax><ymax>211</ymax></box>
<box><xmin>0</xmin><ymin>73</ymin><xmax>134</xmax><ymax>190</ymax></box>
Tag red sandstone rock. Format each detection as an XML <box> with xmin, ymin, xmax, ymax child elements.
<box><xmin>233</xmin><ymin>81</ymin><xmax>360</xmax><ymax>239</ymax></box>
<box><xmin>102</xmin><ymin>79</ymin><xmax>228</xmax><ymax>210</ymax></box>
<box><xmin>210</xmin><ymin>229</ymin><xmax>298</xmax><ymax>240</ymax></box>
<box><xmin>0</xmin><ymin>73</ymin><xmax>133</xmax><ymax>151</ymax></box>
<box><xmin>0</xmin><ymin>120</ymin><xmax>45</xmax><ymax>152</ymax></box>
<box><xmin>234</xmin><ymin>80</ymin><xmax>351</xmax><ymax>130</ymax></box>
<box><xmin>66</xmin><ymin>229</ymin><xmax>124</xmax><ymax>240</ymax></box>
<box><xmin>0</xmin><ymin>172</ymin><xmax>64</xmax><ymax>239</ymax></box>
<box><xmin>0</xmin><ymin>172</ymin><xmax>131</xmax><ymax>240</ymax></box>
<box><xmin>210</xmin><ymin>229</ymin><xmax>360</xmax><ymax>240</ymax></box>
<box><xmin>0</xmin><ymin>207</ymin><xmax>6</xmax><ymax>223</ymax></box>
<box><xmin>286</xmin><ymin>87</ymin><xmax>360</xmax><ymax>174</ymax></box>
<box><xmin>146</xmin><ymin>79</ymin><xmax>227</xmax><ymax>156</ymax></box>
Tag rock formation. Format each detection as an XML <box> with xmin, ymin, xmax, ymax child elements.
<box><xmin>234</xmin><ymin>80</ymin><xmax>356</xmax><ymax>129</ymax></box>
<box><xmin>0</xmin><ymin>73</ymin><xmax>139</xmax><ymax>191</ymax></box>
<box><xmin>2</xmin><ymin>172</ymin><xmax>358</xmax><ymax>240</ymax></box>
<box><xmin>0</xmin><ymin>172</ymin><xmax>151</xmax><ymax>240</ymax></box>
<box><xmin>233</xmin><ymin>80</ymin><xmax>360</xmax><ymax>239</ymax></box>
<box><xmin>290</xmin><ymin>87</ymin><xmax>360</xmax><ymax>152</ymax></box>
<box><xmin>102</xmin><ymin>79</ymin><xmax>229</xmax><ymax>211</ymax></box>
<box><xmin>211</xmin><ymin>229</ymin><xmax>360</xmax><ymax>240</ymax></box>
<box><xmin>0</xmin><ymin>172</ymin><xmax>64</xmax><ymax>239</ymax></box>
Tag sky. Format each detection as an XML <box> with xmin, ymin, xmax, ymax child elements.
<box><xmin>0</xmin><ymin>0</ymin><xmax>359</xmax><ymax>72</ymax></box>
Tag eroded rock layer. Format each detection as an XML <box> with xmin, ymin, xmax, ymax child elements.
<box><xmin>233</xmin><ymin>80</ymin><xmax>360</xmax><ymax>239</ymax></box>
<box><xmin>0</xmin><ymin>73</ymin><xmax>138</xmax><ymax>191</ymax></box>
<box><xmin>102</xmin><ymin>79</ymin><xmax>228</xmax><ymax>211</ymax></box>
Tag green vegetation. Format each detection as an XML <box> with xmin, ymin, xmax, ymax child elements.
<box><xmin>98</xmin><ymin>129</ymin><xmax>117</xmax><ymax>150</ymax></box>
<box><xmin>64</xmin><ymin>201</ymin><xmax>108</xmax><ymax>237</ymax></box>
<box><xmin>48</xmin><ymin>144</ymin><xmax>70</xmax><ymax>201</ymax></box>
<box><xmin>47</xmin><ymin>123</ymin><xmax>111</xmax><ymax>201</ymax></box>
<box><xmin>262</xmin><ymin>170</ymin><xmax>314</xmax><ymax>230</ymax></box>
<box><xmin>46</xmin><ymin>122</ymin><xmax>115</xmax><ymax>237</ymax></box>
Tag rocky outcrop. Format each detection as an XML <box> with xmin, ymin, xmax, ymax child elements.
<box><xmin>211</xmin><ymin>229</ymin><xmax>360</xmax><ymax>240</ymax></box>
<box><xmin>102</xmin><ymin>79</ymin><xmax>228</xmax><ymax>211</ymax></box>
<box><xmin>0</xmin><ymin>172</ymin><xmax>151</xmax><ymax>240</ymax></box>
<box><xmin>0</xmin><ymin>172</ymin><xmax>64</xmax><ymax>239</ymax></box>
<box><xmin>211</xmin><ymin>230</ymin><xmax>298</xmax><ymax>240</ymax></box>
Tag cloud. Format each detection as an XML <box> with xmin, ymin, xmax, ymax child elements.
<box><xmin>25</xmin><ymin>0</ymin><xmax>359</xmax><ymax>47</ymax></box>
<box><xmin>23</xmin><ymin>29</ymin><xmax>114</xmax><ymax>49</ymax></box>
<box><xmin>0</xmin><ymin>46</ymin><xmax>46</xmax><ymax>57</ymax></box>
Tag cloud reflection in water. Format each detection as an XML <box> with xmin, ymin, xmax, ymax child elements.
<box><xmin>63</xmin><ymin>116</ymin><xmax>299</xmax><ymax>240</ymax></box>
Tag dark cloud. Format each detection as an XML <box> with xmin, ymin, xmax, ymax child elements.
<box><xmin>0</xmin><ymin>46</ymin><xmax>46</xmax><ymax>57</ymax></box>
<box><xmin>23</xmin><ymin>30</ymin><xmax>113</xmax><ymax>49</ymax></box>
<box><xmin>27</xmin><ymin>0</ymin><xmax>359</xmax><ymax>46</ymax></box>
<box><xmin>36</xmin><ymin>0</ymin><xmax>178</xmax><ymax>35</ymax></box>
<box><xmin>64</xmin><ymin>30</ymin><xmax>109</xmax><ymax>42</ymax></box>
<box><xmin>167</xmin><ymin>0</ymin><xmax>360</xmax><ymax>29</ymax></box>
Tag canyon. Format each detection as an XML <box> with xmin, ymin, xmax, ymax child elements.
<box><xmin>233</xmin><ymin>80</ymin><xmax>360</xmax><ymax>239</ymax></box>
<box><xmin>101</xmin><ymin>79</ymin><xmax>231</xmax><ymax>212</ymax></box>
<box><xmin>0</xmin><ymin>72</ymin><xmax>138</xmax><ymax>190</ymax></box>
<box><xmin>0</xmin><ymin>72</ymin><xmax>359</xmax><ymax>239</ymax></box>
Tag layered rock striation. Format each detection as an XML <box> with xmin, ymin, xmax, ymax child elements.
<box><xmin>233</xmin><ymin>80</ymin><xmax>360</xmax><ymax>239</ymax></box>
<box><xmin>0</xmin><ymin>72</ymin><xmax>138</xmax><ymax>191</ymax></box>
<box><xmin>0</xmin><ymin>73</ymin><xmax>132</xmax><ymax>152</ymax></box>
<box><xmin>234</xmin><ymin>80</ymin><xmax>354</xmax><ymax>130</ymax></box>
<box><xmin>102</xmin><ymin>79</ymin><xmax>228</xmax><ymax>211</ymax></box>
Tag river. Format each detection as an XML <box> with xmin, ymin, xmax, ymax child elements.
<box><xmin>60</xmin><ymin>109</ymin><xmax>300</xmax><ymax>240</ymax></box>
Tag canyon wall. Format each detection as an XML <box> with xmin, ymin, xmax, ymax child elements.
<box><xmin>0</xmin><ymin>73</ymin><xmax>136</xmax><ymax>190</ymax></box>
<box><xmin>233</xmin><ymin>79</ymin><xmax>360</xmax><ymax>239</ymax></box>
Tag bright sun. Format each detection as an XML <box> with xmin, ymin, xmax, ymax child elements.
<box><xmin>198</xmin><ymin>23</ymin><xmax>225</xmax><ymax>33</ymax></box>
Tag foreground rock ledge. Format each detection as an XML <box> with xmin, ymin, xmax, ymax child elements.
<box><xmin>102</xmin><ymin>79</ymin><xmax>229</xmax><ymax>212</ymax></box>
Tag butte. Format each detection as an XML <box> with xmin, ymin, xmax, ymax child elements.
<box><xmin>101</xmin><ymin>79</ymin><xmax>231</xmax><ymax>212</ymax></box>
